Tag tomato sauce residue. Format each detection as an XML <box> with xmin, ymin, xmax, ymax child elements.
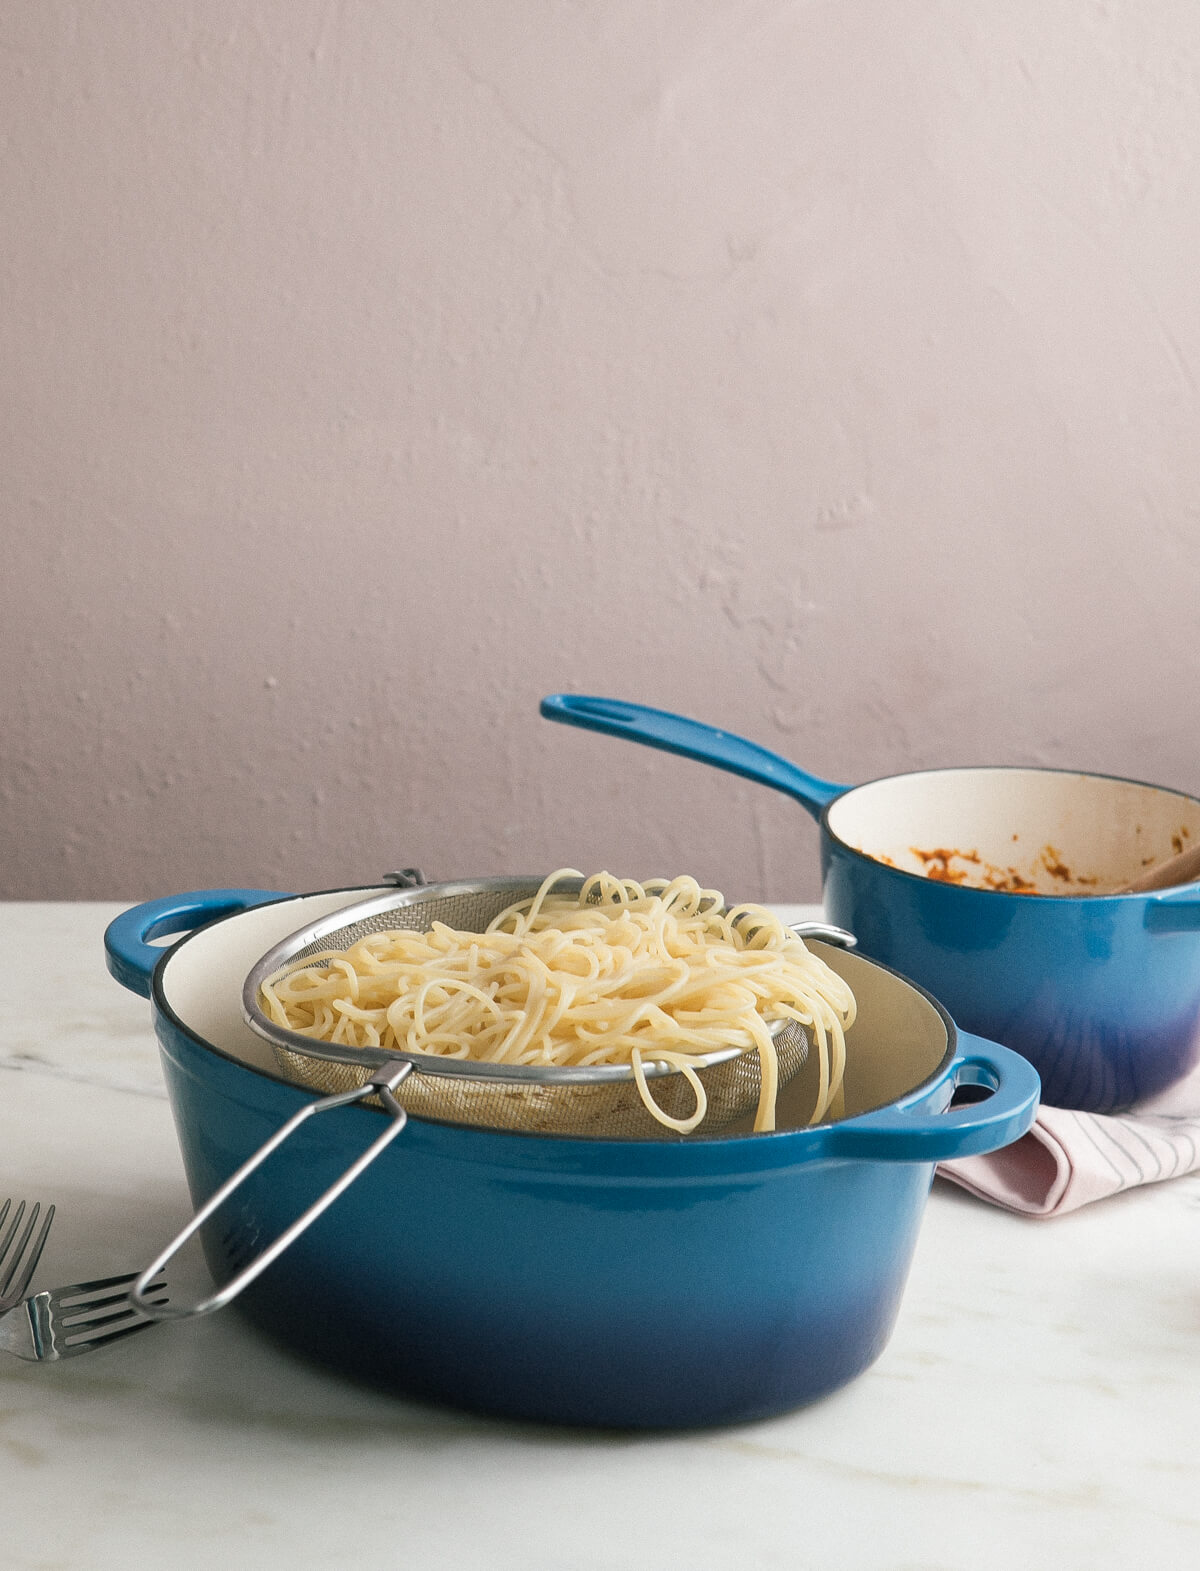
<box><xmin>897</xmin><ymin>845</ymin><xmax>1098</xmax><ymax>895</ymax></box>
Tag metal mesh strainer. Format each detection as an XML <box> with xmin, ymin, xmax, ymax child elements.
<box><xmin>241</xmin><ymin>875</ymin><xmax>810</xmax><ymax>1138</ymax></box>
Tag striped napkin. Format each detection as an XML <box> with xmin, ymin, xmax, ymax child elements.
<box><xmin>937</xmin><ymin>1057</ymin><xmax>1200</xmax><ymax>1217</ymax></box>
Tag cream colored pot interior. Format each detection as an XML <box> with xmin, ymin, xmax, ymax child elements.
<box><xmin>826</xmin><ymin>768</ymin><xmax>1200</xmax><ymax>895</ymax></box>
<box><xmin>159</xmin><ymin>889</ymin><xmax>951</xmax><ymax>1134</ymax></box>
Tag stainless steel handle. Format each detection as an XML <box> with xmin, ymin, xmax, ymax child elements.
<box><xmin>130</xmin><ymin>1061</ymin><xmax>414</xmax><ymax>1321</ymax></box>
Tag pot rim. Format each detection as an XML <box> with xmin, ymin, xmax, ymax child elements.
<box><xmin>148</xmin><ymin>882</ymin><xmax>962</xmax><ymax>1151</ymax></box>
<box><xmin>816</xmin><ymin>762</ymin><xmax>1200</xmax><ymax>905</ymax></box>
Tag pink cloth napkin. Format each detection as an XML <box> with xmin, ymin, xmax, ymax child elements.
<box><xmin>936</xmin><ymin>1056</ymin><xmax>1200</xmax><ymax>1217</ymax></box>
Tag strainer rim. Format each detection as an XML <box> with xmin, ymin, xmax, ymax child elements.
<box><xmin>240</xmin><ymin>874</ymin><xmax>798</xmax><ymax>1084</ymax></box>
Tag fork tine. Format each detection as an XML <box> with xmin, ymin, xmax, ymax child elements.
<box><xmin>60</xmin><ymin>1294</ymin><xmax>169</xmax><ymax>1341</ymax></box>
<box><xmin>51</xmin><ymin>1282</ymin><xmax>147</xmax><ymax>1315</ymax></box>
<box><xmin>2</xmin><ymin>1270</ymin><xmax>169</xmax><ymax>1361</ymax></box>
<box><xmin>42</xmin><ymin>1270</ymin><xmax>152</xmax><ymax>1303</ymax></box>
<box><xmin>0</xmin><ymin>1200</ymin><xmax>25</xmax><ymax>1285</ymax></box>
<box><xmin>58</xmin><ymin>1314</ymin><xmax>164</xmax><ymax>1357</ymax></box>
<box><xmin>49</xmin><ymin>1274</ymin><xmax>167</xmax><ymax>1327</ymax></box>
<box><xmin>56</xmin><ymin>1292</ymin><xmax>168</xmax><ymax>1331</ymax></box>
<box><xmin>0</xmin><ymin>1204</ymin><xmax>55</xmax><ymax>1303</ymax></box>
<box><xmin>63</xmin><ymin>1293</ymin><xmax>169</xmax><ymax>1328</ymax></box>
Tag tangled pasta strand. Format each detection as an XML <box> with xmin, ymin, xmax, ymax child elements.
<box><xmin>261</xmin><ymin>870</ymin><xmax>856</xmax><ymax>1132</ymax></box>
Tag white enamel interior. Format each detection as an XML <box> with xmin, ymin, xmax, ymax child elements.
<box><xmin>157</xmin><ymin>889</ymin><xmax>949</xmax><ymax>1129</ymax></box>
<box><xmin>161</xmin><ymin>888</ymin><xmax>381</xmax><ymax>1078</ymax></box>
<box><xmin>826</xmin><ymin>769</ymin><xmax>1200</xmax><ymax>895</ymax></box>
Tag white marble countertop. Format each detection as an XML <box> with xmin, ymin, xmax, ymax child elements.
<box><xmin>2</xmin><ymin>901</ymin><xmax>1198</xmax><ymax>1571</ymax></box>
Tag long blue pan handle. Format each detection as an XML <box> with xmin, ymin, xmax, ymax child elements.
<box><xmin>104</xmin><ymin>889</ymin><xmax>289</xmax><ymax>998</ymax></box>
<box><xmin>540</xmin><ymin>695</ymin><xmax>848</xmax><ymax>819</ymax></box>
<box><xmin>825</xmin><ymin>1035</ymin><xmax>1040</xmax><ymax>1162</ymax></box>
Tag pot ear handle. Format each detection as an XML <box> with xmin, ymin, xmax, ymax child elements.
<box><xmin>104</xmin><ymin>889</ymin><xmax>288</xmax><ymax>998</ymax></box>
<box><xmin>1143</xmin><ymin>886</ymin><xmax>1200</xmax><ymax>934</ymax></box>
<box><xmin>826</xmin><ymin>1037</ymin><xmax>1040</xmax><ymax>1163</ymax></box>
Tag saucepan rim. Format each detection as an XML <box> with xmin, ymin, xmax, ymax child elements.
<box><xmin>816</xmin><ymin>761</ymin><xmax>1200</xmax><ymax>905</ymax></box>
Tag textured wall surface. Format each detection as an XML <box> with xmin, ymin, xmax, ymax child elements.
<box><xmin>3</xmin><ymin>2</ymin><xmax>1200</xmax><ymax>902</ymax></box>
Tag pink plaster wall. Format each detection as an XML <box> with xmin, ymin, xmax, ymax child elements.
<box><xmin>3</xmin><ymin>3</ymin><xmax>1200</xmax><ymax>903</ymax></box>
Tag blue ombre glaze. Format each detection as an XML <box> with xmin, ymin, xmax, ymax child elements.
<box><xmin>107</xmin><ymin>889</ymin><xmax>1037</xmax><ymax>1428</ymax></box>
<box><xmin>152</xmin><ymin>1018</ymin><xmax>952</xmax><ymax>1426</ymax></box>
<box><xmin>822</xmin><ymin>840</ymin><xmax>1200</xmax><ymax>1112</ymax></box>
<box><xmin>159</xmin><ymin>1033</ymin><xmax>929</xmax><ymax>1423</ymax></box>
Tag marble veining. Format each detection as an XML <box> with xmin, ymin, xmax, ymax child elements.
<box><xmin>1</xmin><ymin>903</ymin><xmax>1198</xmax><ymax>1571</ymax></box>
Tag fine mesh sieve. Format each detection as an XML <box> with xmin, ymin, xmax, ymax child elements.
<box><xmin>241</xmin><ymin>875</ymin><xmax>812</xmax><ymax>1139</ymax></box>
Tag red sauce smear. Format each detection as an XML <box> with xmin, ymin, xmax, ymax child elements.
<box><xmin>899</xmin><ymin>845</ymin><xmax>1098</xmax><ymax>895</ymax></box>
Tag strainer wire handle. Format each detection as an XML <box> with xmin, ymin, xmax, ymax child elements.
<box><xmin>129</xmin><ymin>1061</ymin><xmax>414</xmax><ymax>1323</ymax></box>
<box><xmin>788</xmin><ymin>921</ymin><xmax>856</xmax><ymax>948</ymax></box>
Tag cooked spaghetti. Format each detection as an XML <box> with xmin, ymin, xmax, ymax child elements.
<box><xmin>260</xmin><ymin>871</ymin><xmax>856</xmax><ymax>1134</ymax></box>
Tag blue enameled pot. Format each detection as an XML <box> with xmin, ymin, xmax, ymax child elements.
<box><xmin>541</xmin><ymin>695</ymin><xmax>1200</xmax><ymax>1113</ymax></box>
<box><xmin>105</xmin><ymin>884</ymin><xmax>1038</xmax><ymax>1429</ymax></box>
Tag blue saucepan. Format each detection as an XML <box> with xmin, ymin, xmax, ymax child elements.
<box><xmin>541</xmin><ymin>694</ymin><xmax>1200</xmax><ymax>1113</ymax></box>
<box><xmin>104</xmin><ymin>883</ymin><xmax>1037</xmax><ymax>1428</ymax></box>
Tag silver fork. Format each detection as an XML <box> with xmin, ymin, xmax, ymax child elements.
<box><xmin>0</xmin><ymin>1270</ymin><xmax>169</xmax><ymax>1361</ymax></box>
<box><xmin>0</xmin><ymin>1199</ymin><xmax>56</xmax><ymax>1313</ymax></box>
